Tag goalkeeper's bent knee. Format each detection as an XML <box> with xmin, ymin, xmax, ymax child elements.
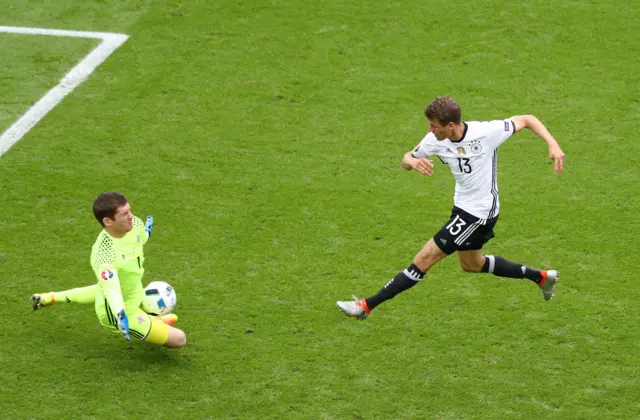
<box><xmin>143</xmin><ymin>315</ymin><xmax>186</xmax><ymax>348</ymax></box>
<box><xmin>165</xmin><ymin>327</ymin><xmax>187</xmax><ymax>348</ymax></box>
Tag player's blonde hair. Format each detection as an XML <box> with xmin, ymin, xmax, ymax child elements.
<box><xmin>425</xmin><ymin>96</ymin><xmax>462</xmax><ymax>125</ymax></box>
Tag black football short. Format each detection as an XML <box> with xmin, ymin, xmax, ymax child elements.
<box><xmin>433</xmin><ymin>207</ymin><xmax>498</xmax><ymax>255</ymax></box>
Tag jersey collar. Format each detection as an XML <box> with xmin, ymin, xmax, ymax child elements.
<box><xmin>449</xmin><ymin>122</ymin><xmax>468</xmax><ymax>143</ymax></box>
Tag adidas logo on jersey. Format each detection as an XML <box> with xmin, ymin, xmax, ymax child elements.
<box><xmin>440</xmin><ymin>238</ymin><xmax>447</xmax><ymax>245</ymax></box>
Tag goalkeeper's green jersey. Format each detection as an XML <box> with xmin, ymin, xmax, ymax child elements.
<box><xmin>90</xmin><ymin>215</ymin><xmax>149</xmax><ymax>316</ymax></box>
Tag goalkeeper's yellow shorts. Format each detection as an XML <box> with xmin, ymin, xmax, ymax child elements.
<box><xmin>95</xmin><ymin>299</ymin><xmax>169</xmax><ymax>345</ymax></box>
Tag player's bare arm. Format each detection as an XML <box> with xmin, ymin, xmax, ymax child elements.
<box><xmin>402</xmin><ymin>151</ymin><xmax>434</xmax><ymax>176</ymax></box>
<box><xmin>510</xmin><ymin>115</ymin><xmax>565</xmax><ymax>173</ymax></box>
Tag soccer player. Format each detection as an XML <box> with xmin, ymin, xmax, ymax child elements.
<box><xmin>336</xmin><ymin>96</ymin><xmax>565</xmax><ymax>320</ymax></box>
<box><xmin>29</xmin><ymin>192</ymin><xmax>187</xmax><ymax>348</ymax></box>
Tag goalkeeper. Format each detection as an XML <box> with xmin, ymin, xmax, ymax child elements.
<box><xmin>29</xmin><ymin>192</ymin><xmax>186</xmax><ymax>348</ymax></box>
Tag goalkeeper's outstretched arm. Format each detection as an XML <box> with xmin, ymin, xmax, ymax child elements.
<box><xmin>97</xmin><ymin>267</ymin><xmax>130</xmax><ymax>340</ymax></box>
<box><xmin>97</xmin><ymin>267</ymin><xmax>125</xmax><ymax>315</ymax></box>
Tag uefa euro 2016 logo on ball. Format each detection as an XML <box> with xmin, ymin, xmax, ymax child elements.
<box><xmin>142</xmin><ymin>281</ymin><xmax>177</xmax><ymax>315</ymax></box>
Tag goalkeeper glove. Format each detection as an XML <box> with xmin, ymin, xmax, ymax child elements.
<box><xmin>145</xmin><ymin>215</ymin><xmax>154</xmax><ymax>237</ymax></box>
<box><xmin>116</xmin><ymin>309</ymin><xmax>131</xmax><ymax>340</ymax></box>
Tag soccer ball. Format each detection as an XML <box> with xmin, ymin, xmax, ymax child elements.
<box><xmin>142</xmin><ymin>281</ymin><xmax>177</xmax><ymax>315</ymax></box>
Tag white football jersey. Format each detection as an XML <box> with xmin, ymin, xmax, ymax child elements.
<box><xmin>412</xmin><ymin>119</ymin><xmax>515</xmax><ymax>220</ymax></box>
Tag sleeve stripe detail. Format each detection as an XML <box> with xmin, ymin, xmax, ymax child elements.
<box><xmin>130</xmin><ymin>330</ymin><xmax>145</xmax><ymax>340</ymax></box>
<box><xmin>105</xmin><ymin>299</ymin><xmax>116</xmax><ymax>325</ymax></box>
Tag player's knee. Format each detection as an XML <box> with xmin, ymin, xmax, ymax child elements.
<box><xmin>414</xmin><ymin>240</ymin><xmax>447</xmax><ymax>271</ymax></box>
<box><xmin>165</xmin><ymin>328</ymin><xmax>187</xmax><ymax>348</ymax></box>
<box><xmin>460</xmin><ymin>260</ymin><xmax>483</xmax><ymax>273</ymax></box>
<box><xmin>176</xmin><ymin>331</ymin><xmax>187</xmax><ymax>348</ymax></box>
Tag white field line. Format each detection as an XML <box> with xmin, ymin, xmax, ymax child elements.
<box><xmin>0</xmin><ymin>26</ymin><xmax>129</xmax><ymax>157</ymax></box>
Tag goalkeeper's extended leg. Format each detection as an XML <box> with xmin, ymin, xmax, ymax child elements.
<box><xmin>30</xmin><ymin>284</ymin><xmax>97</xmax><ymax>310</ymax></box>
<box><xmin>29</xmin><ymin>293</ymin><xmax>55</xmax><ymax>310</ymax></box>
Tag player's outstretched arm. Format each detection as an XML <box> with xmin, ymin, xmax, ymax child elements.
<box><xmin>510</xmin><ymin>115</ymin><xmax>565</xmax><ymax>173</ymax></box>
<box><xmin>99</xmin><ymin>270</ymin><xmax>131</xmax><ymax>341</ymax></box>
<box><xmin>144</xmin><ymin>215</ymin><xmax>153</xmax><ymax>239</ymax></box>
<box><xmin>97</xmin><ymin>267</ymin><xmax>127</xmax><ymax>337</ymax></box>
<box><xmin>116</xmin><ymin>309</ymin><xmax>131</xmax><ymax>340</ymax></box>
<box><xmin>402</xmin><ymin>151</ymin><xmax>434</xmax><ymax>176</ymax></box>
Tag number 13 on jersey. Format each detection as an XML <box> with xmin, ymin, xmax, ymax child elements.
<box><xmin>457</xmin><ymin>158</ymin><xmax>472</xmax><ymax>173</ymax></box>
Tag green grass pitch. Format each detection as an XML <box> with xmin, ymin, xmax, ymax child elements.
<box><xmin>1</xmin><ymin>0</ymin><xmax>639</xmax><ymax>418</ymax></box>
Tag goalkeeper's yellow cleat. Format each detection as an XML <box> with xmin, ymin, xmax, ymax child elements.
<box><xmin>29</xmin><ymin>293</ymin><xmax>55</xmax><ymax>310</ymax></box>
<box><xmin>157</xmin><ymin>314</ymin><xmax>178</xmax><ymax>325</ymax></box>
